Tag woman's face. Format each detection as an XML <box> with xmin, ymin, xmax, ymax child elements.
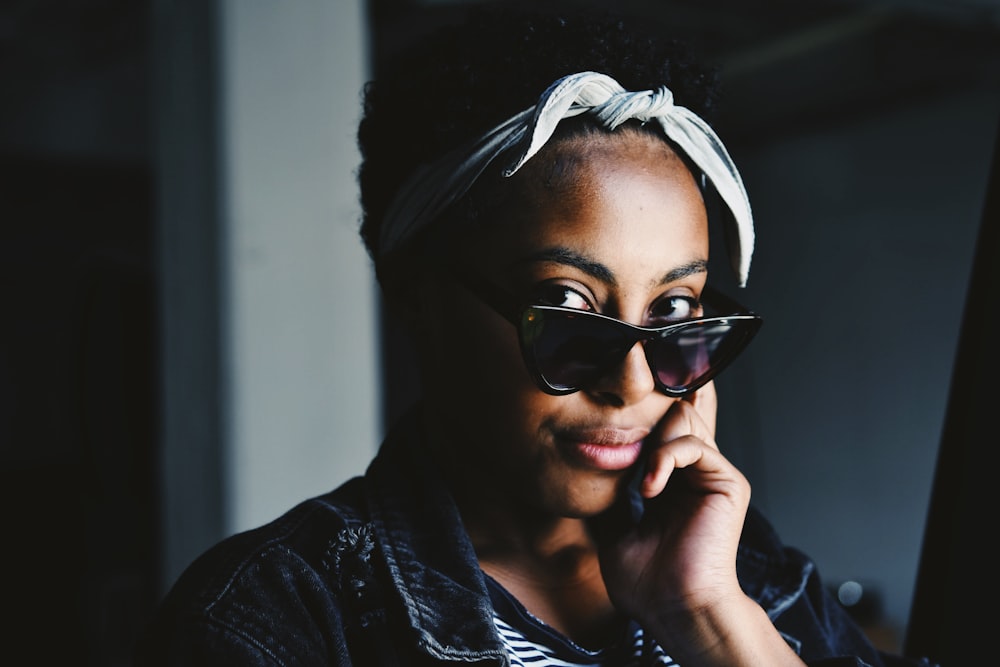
<box><xmin>415</xmin><ymin>129</ymin><xmax>710</xmax><ymax>520</ymax></box>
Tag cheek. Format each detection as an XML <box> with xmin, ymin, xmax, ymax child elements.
<box><xmin>414</xmin><ymin>302</ymin><xmax>626</xmax><ymax>515</ymax></box>
<box><xmin>418</xmin><ymin>304</ymin><xmax>566</xmax><ymax>464</ymax></box>
<box><xmin>418</xmin><ymin>301</ymin><xmax>533</xmax><ymax>416</ymax></box>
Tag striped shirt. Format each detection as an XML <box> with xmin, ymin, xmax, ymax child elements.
<box><xmin>485</xmin><ymin>573</ymin><xmax>680</xmax><ymax>667</ymax></box>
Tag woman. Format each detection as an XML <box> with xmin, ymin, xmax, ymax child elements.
<box><xmin>136</xmin><ymin>6</ymin><xmax>934</xmax><ymax>666</ymax></box>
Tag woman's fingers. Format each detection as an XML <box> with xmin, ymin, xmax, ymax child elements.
<box><xmin>640</xmin><ymin>396</ymin><xmax>740</xmax><ymax>498</ymax></box>
<box><xmin>639</xmin><ymin>435</ymin><xmax>740</xmax><ymax>499</ymax></box>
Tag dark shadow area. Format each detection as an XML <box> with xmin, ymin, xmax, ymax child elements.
<box><xmin>904</xmin><ymin>114</ymin><xmax>1000</xmax><ymax>666</ymax></box>
<box><xmin>1</xmin><ymin>1</ymin><xmax>157</xmax><ymax>663</ymax></box>
<box><xmin>0</xmin><ymin>156</ymin><xmax>159</xmax><ymax>665</ymax></box>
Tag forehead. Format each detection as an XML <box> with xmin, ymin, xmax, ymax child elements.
<box><xmin>455</xmin><ymin>130</ymin><xmax>709</xmax><ymax>275</ymax></box>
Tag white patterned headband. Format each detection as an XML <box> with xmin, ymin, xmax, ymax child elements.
<box><xmin>378</xmin><ymin>71</ymin><xmax>755</xmax><ymax>286</ymax></box>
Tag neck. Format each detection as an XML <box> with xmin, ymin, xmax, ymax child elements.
<box><xmin>464</xmin><ymin>501</ymin><xmax>592</xmax><ymax>568</ymax></box>
<box><xmin>419</xmin><ymin>411</ymin><xmax>621</xmax><ymax>645</ymax></box>
<box><xmin>454</xmin><ymin>480</ymin><xmax>620</xmax><ymax>648</ymax></box>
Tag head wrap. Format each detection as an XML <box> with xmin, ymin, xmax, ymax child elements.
<box><xmin>378</xmin><ymin>71</ymin><xmax>755</xmax><ymax>286</ymax></box>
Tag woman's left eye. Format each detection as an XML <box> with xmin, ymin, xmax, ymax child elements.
<box><xmin>651</xmin><ymin>295</ymin><xmax>699</xmax><ymax>322</ymax></box>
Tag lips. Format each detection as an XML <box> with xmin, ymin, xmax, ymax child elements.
<box><xmin>556</xmin><ymin>428</ymin><xmax>647</xmax><ymax>471</ymax></box>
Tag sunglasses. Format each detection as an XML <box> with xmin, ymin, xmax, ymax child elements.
<box><xmin>450</xmin><ymin>268</ymin><xmax>763</xmax><ymax>397</ymax></box>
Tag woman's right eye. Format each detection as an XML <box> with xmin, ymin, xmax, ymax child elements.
<box><xmin>532</xmin><ymin>283</ymin><xmax>593</xmax><ymax>311</ymax></box>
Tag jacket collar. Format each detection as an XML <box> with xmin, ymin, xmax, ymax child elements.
<box><xmin>363</xmin><ymin>409</ymin><xmax>507</xmax><ymax>663</ymax></box>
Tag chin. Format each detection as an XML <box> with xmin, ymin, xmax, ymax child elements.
<box><xmin>557</xmin><ymin>487</ymin><xmax>620</xmax><ymax>519</ymax></box>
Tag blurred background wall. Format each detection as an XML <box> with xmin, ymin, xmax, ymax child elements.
<box><xmin>2</xmin><ymin>1</ymin><xmax>376</xmax><ymax>664</ymax></box>
<box><xmin>1</xmin><ymin>0</ymin><xmax>998</xmax><ymax>664</ymax></box>
<box><xmin>153</xmin><ymin>0</ymin><xmax>377</xmax><ymax>590</ymax></box>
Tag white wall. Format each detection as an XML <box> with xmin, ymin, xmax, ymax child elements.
<box><xmin>154</xmin><ymin>0</ymin><xmax>377</xmax><ymax>589</ymax></box>
<box><xmin>218</xmin><ymin>0</ymin><xmax>377</xmax><ymax>535</ymax></box>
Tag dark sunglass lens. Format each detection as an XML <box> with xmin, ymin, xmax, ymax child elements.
<box><xmin>525</xmin><ymin>309</ymin><xmax>629</xmax><ymax>391</ymax></box>
<box><xmin>523</xmin><ymin>307</ymin><xmax>760</xmax><ymax>395</ymax></box>
<box><xmin>648</xmin><ymin>321</ymin><xmax>752</xmax><ymax>392</ymax></box>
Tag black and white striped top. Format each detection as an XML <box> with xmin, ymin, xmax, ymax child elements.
<box><xmin>484</xmin><ymin>573</ymin><xmax>680</xmax><ymax>667</ymax></box>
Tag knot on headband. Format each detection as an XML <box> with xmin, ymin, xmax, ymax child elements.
<box><xmin>379</xmin><ymin>71</ymin><xmax>755</xmax><ymax>286</ymax></box>
<box><xmin>592</xmin><ymin>86</ymin><xmax>675</xmax><ymax>127</ymax></box>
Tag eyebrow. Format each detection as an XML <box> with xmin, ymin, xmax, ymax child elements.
<box><xmin>514</xmin><ymin>247</ymin><xmax>614</xmax><ymax>283</ymax></box>
<box><xmin>658</xmin><ymin>259</ymin><xmax>709</xmax><ymax>286</ymax></box>
<box><xmin>512</xmin><ymin>247</ymin><xmax>709</xmax><ymax>287</ymax></box>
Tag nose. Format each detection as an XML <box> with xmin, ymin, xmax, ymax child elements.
<box><xmin>586</xmin><ymin>340</ymin><xmax>658</xmax><ymax>406</ymax></box>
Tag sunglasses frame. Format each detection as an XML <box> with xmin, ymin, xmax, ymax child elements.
<box><xmin>448</xmin><ymin>266</ymin><xmax>763</xmax><ymax>397</ymax></box>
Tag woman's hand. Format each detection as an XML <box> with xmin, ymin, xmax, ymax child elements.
<box><xmin>594</xmin><ymin>382</ymin><xmax>804</xmax><ymax>665</ymax></box>
<box><xmin>597</xmin><ymin>381</ymin><xmax>747</xmax><ymax>618</ymax></box>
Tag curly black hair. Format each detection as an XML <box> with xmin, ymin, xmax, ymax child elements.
<box><xmin>357</xmin><ymin>2</ymin><xmax>720</xmax><ymax>286</ymax></box>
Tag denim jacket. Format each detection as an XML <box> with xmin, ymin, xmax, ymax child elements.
<box><xmin>135</xmin><ymin>412</ymin><xmax>936</xmax><ymax>667</ymax></box>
